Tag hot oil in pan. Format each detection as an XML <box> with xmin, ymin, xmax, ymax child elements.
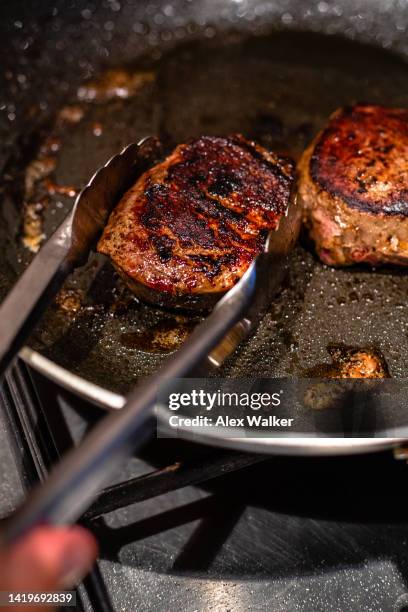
<box><xmin>17</xmin><ymin>32</ymin><xmax>408</xmax><ymax>393</ymax></box>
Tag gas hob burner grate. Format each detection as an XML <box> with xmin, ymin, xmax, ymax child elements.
<box><xmin>1</xmin><ymin>361</ymin><xmax>266</xmax><ymax>612</ymax></box>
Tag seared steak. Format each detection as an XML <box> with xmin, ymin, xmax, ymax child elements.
<box><xmin>298</xmin><ymin>104</ymin><xmax>408</xmax><ymax>266</ymax></box>
<box><xmin>98</xmin><ymin>135</ymin><xmax>295</xmax><ymax>308</ymax></box>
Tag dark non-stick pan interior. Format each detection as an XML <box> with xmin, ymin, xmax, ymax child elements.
<box><xmin>0</xmin><ymin>1</ymin><xmax>407</xmax><ymax>398</ymax></box>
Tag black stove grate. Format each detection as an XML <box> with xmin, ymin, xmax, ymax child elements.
<box><xmin>1</xmin><ymin>360</ymin><xmax>267</xmax><ymax>612</ymax></box>
<box><xmin>4</xmin><ymin>361</ymin><xmax>408</xmax><ymax>612</ymax></box>
<box><xmin>1</xmin><ymin>362</ymin><xmax>112</xmax><ymax>612</ymax></box>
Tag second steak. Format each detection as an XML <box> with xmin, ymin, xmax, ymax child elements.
<box><xmin>298</xmin><ymin>104</ymin><xmax>408</xmax><ymax>266</ymax></box>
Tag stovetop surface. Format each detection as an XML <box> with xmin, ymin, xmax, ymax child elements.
<box><xmin>2</xmin><ymin>366</ymin><xmax>408</xmax><ymax>612</ymax></box>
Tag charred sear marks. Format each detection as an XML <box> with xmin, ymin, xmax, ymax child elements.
<box><xmin>98</xmin><ymin>135</ymin><xmax>294</xmax><ymax>299</ymax></box>
<box><xmin>311</xmin><ymin>105</ymin><xmax>408</xmax><ymax>216</ymax></box>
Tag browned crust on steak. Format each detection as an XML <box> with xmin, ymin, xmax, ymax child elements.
<box><xmin>311</xmin><ymin>105</ymin><xmax>408</xmax><ymax>216</ymax></box>
<box><xmin>98</xmin><ymin>135</ymin><xmax>294</xmax><ymax>307</ymax></box>
<box><xmin>298</xmin><ymin>105</ymin><xmax>408</xmax><ymax>266</ymax></box>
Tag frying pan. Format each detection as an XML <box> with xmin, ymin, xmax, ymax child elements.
<box><xmin>0</xmin><ymin>0</ymin><xmax>408</xmax><ymax>455</ymax></box>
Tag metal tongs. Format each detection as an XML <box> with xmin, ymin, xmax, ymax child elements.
<box><xmin>0</xmin><ymin>138</ymin><xmax>300</xmax><ymax>543</ymax></box>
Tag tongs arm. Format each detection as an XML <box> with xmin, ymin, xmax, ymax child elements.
<box><xmin>0</xmin><ymin>215</ymin><xmax>75</xmax><ymax>375</ymax></box>
<box><xmin>4</xmin><ymin>258</ymin><xmax>259</xmax><ymax>544</ymax></box>
<box><xmin>0</xmin><ymin>140</ymin><xmax>154</xmax><ymax>378</ymax></box>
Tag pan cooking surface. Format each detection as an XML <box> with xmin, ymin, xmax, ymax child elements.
<box><xmin>1</xmin><ymin>32</ymin><xmax>408</xmax><ymax>395</ymax></box>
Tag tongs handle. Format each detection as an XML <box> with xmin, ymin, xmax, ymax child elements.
<box><xmin>4</xmin><ymin>259</ymin><xmax>259</xmax><ymax>544</ymax></box>
<box><xmin>0</xmin><ymin>216</ymin><xmax>74</xmax><ymax>376</ymax></box>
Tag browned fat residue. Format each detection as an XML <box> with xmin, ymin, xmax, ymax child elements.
<box><xmin>21</xmin><ymin>68</ymin><xmax>152</xmax><ymax>253</ymax></box>
<box><xmin>24</xmin><ymin>157</ymin><xmax>57</xmax><ymax>199</ymax></box>
<box><xmin>55</xmin><ymin>288</ymin><xmax>83</xmax><ymax>315</ymax></box>
<box><xmin>303</xmin><ymin>345</ymin><xmax>390</xmax><ymax>411</ymax></box>
<box><xmin>77</xmin><ymin>69</ymin><xmax>156</xmax><ymax>103</ymax></box>
<box><xmin>57</xmin><ymin>105</ymin><xmax>85</xmax><ymax>124</ymax></box>
<box><xmin>305</xmin><ymin>344</ymin><xmax>390</xmax><ymax>379</ymax></box>
<box><xmin>44</xmin><ymin>180</ymin><xmax>77</xmax><ymax>198</ymax></box>
<box><xmin>22</xmin><ymin>203</ymin><xmax>46</xmax><ymax>253</ymax></box>
<box><xmin>22</xmin><ymin>157</ymin><xmax>57</xmax><ymax>252</ymax></box>
<box><xmin>21</xmin><ymin>104</ymin><xmax>86</xmax><ymax>253</ymax></box>
<box><xmin>120</xmin><ymin>318</ymin><xmax>197</xmax><ymax>353</ymax></box>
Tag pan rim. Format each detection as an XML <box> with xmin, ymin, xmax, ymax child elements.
<box><xmin>20</xmin><ymin>346</ymin><xmax>406</xmax><ymax>456</ymax></box>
